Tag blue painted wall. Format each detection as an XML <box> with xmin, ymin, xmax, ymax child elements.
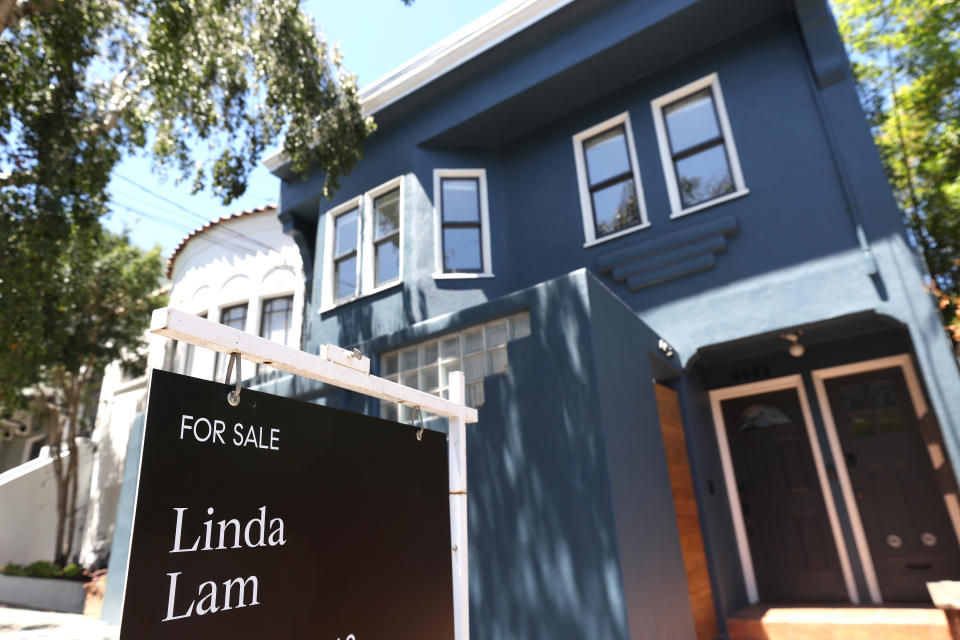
<box><xmin>269</xmin><ymin>0</ymin><xmax>960</xmax><ymax>630</ymax></box>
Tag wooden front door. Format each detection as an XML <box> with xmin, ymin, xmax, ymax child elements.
<box><xmin>720</xmin><ymin>388</ymin><xmax>848</xmax><ymax>602</ymax></box>
<box><xmin>824</xmin><ymin>367</ymin><xmax>960</xmax><ymax>601</ymax></box>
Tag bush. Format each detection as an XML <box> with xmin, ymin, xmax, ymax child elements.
<box><xmin>1</xmin><ymin>561</ymin><xmax>87</xmax><ymax>581</ymax></box>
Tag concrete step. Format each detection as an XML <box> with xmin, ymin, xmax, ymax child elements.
<box><xmin>727</xmin><ymin>604</ymin><xmax>951</xmax><ymax>640</ymax></box>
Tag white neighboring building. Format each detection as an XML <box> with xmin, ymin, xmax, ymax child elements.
<box><xmin>79</xmin><ymin>204</ymin><xmax>305</xmax><ymax>567</ymax></box>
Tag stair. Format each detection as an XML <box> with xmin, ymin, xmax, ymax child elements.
<box><xmin>726</xmin><ymin>604</ymin><xmax>951</xmax><ymax>640</ymax></box>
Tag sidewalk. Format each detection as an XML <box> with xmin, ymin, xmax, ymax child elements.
<box><xmin>0</xmin><ymin>606</ymin><xmax>117</xmax><ymax>639</ymax></box>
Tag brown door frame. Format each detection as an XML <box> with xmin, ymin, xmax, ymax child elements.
<box><xmin>708</xmin><ymin>375</ymin><xmax>859</xmax><ymax>604</ymax></box>
<box><xmin>811</xmin><ymin>353</ymin><xmax>960</xmax><ymax>604</ymax></box>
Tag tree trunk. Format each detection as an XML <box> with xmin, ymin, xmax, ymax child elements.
<box><xmin>47</xmin><ymin>406</ymin><xmax>67</xmax><ymax>568</ymax></box>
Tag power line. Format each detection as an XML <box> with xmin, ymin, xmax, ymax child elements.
<box><xmin>107</xmin><ymin>200</ymin><xmax>262</xmax><ymax>257</ymax></box>
<box><xmin>112</xmin><ymin>173</ymin><xmax>278</xmax><ymax>254</ymax></box>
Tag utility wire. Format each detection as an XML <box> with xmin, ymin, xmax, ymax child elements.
<box><xmin>108</xmin><ymin>200</ymin><xmax>261</xmax><ymax>257</ymax></box>
<box><xmin>112</xmin><ymin>173</ymin><xmax>278</xmax><ymax>253</ymax></box>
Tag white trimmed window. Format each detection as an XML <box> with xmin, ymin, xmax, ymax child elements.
<box><xmin>651</xmin><ymin>73</ymin><xmax>747</xmax><ymax>218</ymax></box>
<box><xmin>213</xmin><ymin>303</ymin><xmax>248</xmax><ymax>380</ymax></box>
<box><xmin>321</xmin><ymin>177</ymin><xmax>404</xmax><ymax>311</ymax></box>
<box><xmin>380</xmin><ymin>312</ymin><xmax>531</xmax><ymax>425</ymax></box>
<box><xmin>573</xmin><ymin>112</ymin><xmax>649</xmax><ymax>246</ymax></box>
<box><xmin>433</xmin><ymin>169</ymin><xmax>493</xmax><ymax>278</ymax></box>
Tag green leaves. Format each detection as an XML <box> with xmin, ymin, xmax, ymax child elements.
<box><xmin>836</xmin><ymin>0</ymin><xmax>960</xmax><ymax>342</ymax></box>
<box><xmin>0</xmin><ymin>0</ymin><xmax>375</xmax><ymax>403</ymax></box>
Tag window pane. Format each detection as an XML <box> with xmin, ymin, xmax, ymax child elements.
<box><xmin>440</xmin><ymin>336</ymin><xmax>460</xmax><ymax>359</ymax></box>
<box><xmin>421</xmin><ymin>341</ymin><xmax>438</xmax><ymax>364</ymax></box>
<box><xmin>261</xmin><ymin>296</ymin><xmax>293</xmax><ymax>345</ymax></box>
<box><xmin>334</xmin><ymin>208</ymin><xmax>359</xmax><ymax>255</ymax></box>
<box><xmin>382</xmin><ymin>353</ymin><xmax>398</xmax><ymax>376</ymax></box>
<box><xmin>591</xmin><ymin>178</ymin><xmax>640</xmax><ymax>237</ymax></box>
<box><xmin>220</xmin><ymin>304</ymin><xmax>247</xmax><ymax>330</ymax></box>
<box><xmin>485</xmin><ymin>321</ymin><xmax>508</xmax><ymax>348</ymax></box>
<box><xmin>401</xmin><ymin>371</ymin><xmax>417</xmax><ymax>388</ymax></box>
<box><xmin>488</xmin><ymin>346</ymin><xmax>508</xmax><ymax>374</ymax></box>
<box><xmin>674</xmin><ymin>144</ymin><xmax>734</xmax><ymax>208</ymax></box>
<box><xmin>664</xmin><ymin>89</ymin><xmax>721</xmax><ymax>154</ymax></box>
<box><xmin>375</xmin><ymin>235</ymin><xmax>400</xmax><ymax>286</ymax></box>
<box><xmin>420</xmin><ymin>366</ymin><xmax>439</xmax><ymax>392</ymax></box>
<box><xmin>443</xmin><ymin>227</ymin><xmax>483</xmax><ymax>272</ymax></box>
<box><xmin>335</xmin><ymin>255</ymin><xmax>357</xmax><ymax>300</ymax></box>
<box><xmin>214</xmin><ymin>304</ymin><xmax>247</xmax><ymax>380</ymax></box>
<box><xmin>373</xmin><ymin>189</ymin><xmax>400</xmax><ymax>240</ymax></box>
<box><xmin>441</xmin><ymin>178</ymin><xmax>480</xmax><ymax>223</ymax></box>
<box><xmin>584</xmin><ymin>126</ymin><xmax>630</xmax><ymax>186</ymax></box>
<box><xmin>463</xmin><ymin>328</ymin><xmax>483</xmax><ymax>354</ymax></box>
<box><xmin>463</xmin><ymin>353</ymin><xmax>485</xmax><ymax>381</ymax></box>
<box><xmin>400</xmin><ymin>347</ymin><xmax>418</xmax><ymax>371</ymax></box>
<box><xmin>440</xmin><ymin>359</ymin><xmax>462</xmax><ymax>385</ymax></box>
<box><xmin>467</xmin><ymin>382</ymin><xmax>485</xmax><ymax>408</ymax></box>
<box><xmin>509</xmin><ymin>314</ymin><xmax>531</xmax><ymax>339</ymax></box>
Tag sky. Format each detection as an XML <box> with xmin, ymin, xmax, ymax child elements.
<box><xmin>103</xmin><ymin>0</ymin><xmax>507</xmax><ymax>257</ymax></box>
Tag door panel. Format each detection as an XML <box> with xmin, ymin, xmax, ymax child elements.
<box><xmin>721</xmin><ymin>388</ymin><xmax>847</xmax><ymax>602</ymax></box>
<box><xmin>825</xmin><ymin>367</ymin><xmax>960</xmax><ymax>602</ymax></box>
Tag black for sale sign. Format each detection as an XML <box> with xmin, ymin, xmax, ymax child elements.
<box><xmin>119</xmin><ymin>369</ymin><xmax>454</xmax><ymax>639</ymax></box>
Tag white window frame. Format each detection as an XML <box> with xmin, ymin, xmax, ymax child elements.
<box><xmin>572</xmin><ymin>112</ymin><xmax>650</xmax><ymax>247</ymax></box>
<box><xmin>433</xmin><ymin>169</ymin><xmax>493</xmax><ymax>279</ymax></box>
<box><xmin>651</xmin><ymin>73</ymin><xmax>748</xmax><ymax>219</ymax></box>
<box><xmin>363</xmin><ymin>176</ymin><xmax>405</xmax><ymax>295</ymax></box>
<box><xmin>321</xmin><ymin>178</ymin><xmax>405</xmax><ymax>312</ymax></box>
<box><xmin>321</xmin><ymin>195</ymin><xmax>363</xmax><ymax>312</ymax></box>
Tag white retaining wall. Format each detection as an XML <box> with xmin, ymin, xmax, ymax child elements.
<box><xmin>0</xmin><ymin>440</ymin><xmax>95</xmax><ymax>566</ymax></box>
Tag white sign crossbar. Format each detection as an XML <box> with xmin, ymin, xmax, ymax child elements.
<box><xmin>150</xmin><ymin>308</ymin><xmax>477</xmax><ymax>423</ymax></box>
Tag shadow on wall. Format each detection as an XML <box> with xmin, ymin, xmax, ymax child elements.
<box><xmin>467</xmin><ymin>276</ymin><xmax>630</xmax><ymax>639</ymax></box>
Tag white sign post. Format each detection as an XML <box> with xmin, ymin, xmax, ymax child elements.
<box><xmin>149</xmin><ymin>307</ymin><xmax>476</xmax><ymax>640</ymax></box>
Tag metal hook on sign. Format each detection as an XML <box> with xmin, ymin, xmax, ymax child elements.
<box><xmin>225</xmin><ymin>352</ymin><xmax>242</xmax><ymax>407</ymax></box>
<box><xmin>412</xmin><ymin>406</ymin><xmax>424</xmax><ymax>441</ymax></box>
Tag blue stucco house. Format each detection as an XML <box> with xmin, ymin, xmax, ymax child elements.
<box><xmin>261</xmin><ymin>0</ymin><xmax>960</xmax><ymax>637</ymax></box>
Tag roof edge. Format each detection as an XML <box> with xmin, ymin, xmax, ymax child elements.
<box><xmin>264</xmin><ymin>0</ymin><xmax>577</xmax><ymax>173</ymax></box>
<box><xmin>165</xmin><ymin>204</ymin><xmax>277</xmax><ymax>278</ymax></box>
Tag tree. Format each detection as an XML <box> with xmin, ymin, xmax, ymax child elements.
<box><xmin>834</xmin><ymin>0</ymin><xmax>960</xmax><ymax>346</ymax></box>
<box><xmin>15</xmin><ymin>226</ymin><xmax>166</xmax><ymax>566</ymax></box>
<box><xmin>0</xmin><ymin>0</ymin><xmax>374</xmax><ymax>405</ymax></box>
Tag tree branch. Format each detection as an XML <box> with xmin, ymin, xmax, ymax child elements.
<box><xmin>0</xmin><ymin>0</ymin><xmax>59</xmax><ymax>36</ymax></box>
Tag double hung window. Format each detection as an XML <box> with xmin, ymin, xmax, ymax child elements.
<box><xmin>213</xmin><ymin>303</ymin><xmax>247</xmax><ymax>379</ymax></box>
<box><xmin>260</xmin><ymin>295</ymin><xmax>294</xmax><ymax>345</ymax></box>
<box><xmin>257</xmin><ymin>295</ymin><xmax>294</xmax><ymax>374</ymax></box>
<box><xmin>652</xmin><ymin>73</ymin><xmax>747</xmax><ymax>217</ymax></box>
<box><xmin>370</xmin><ymin>187</ymin><xmax>401</xmax><ymax>286</ymax></box>
<box><xmin>333</xmin><ymin>205</ymin><xmax>360</xmax><ymax>302</ymax></box>
<box><xmin>433</xmin><ymin>169</ymin><xmax>492</xmax><ymax>277</ymax></box>
<box><xmin>573</xmin><ymin>113</ymin><xmax>648</xmax><ymax>245</ymax></box>
<box><xmin>321</xmin><ymin>177</ymin><xmax>404</xmax><ymax>311</ymax></box>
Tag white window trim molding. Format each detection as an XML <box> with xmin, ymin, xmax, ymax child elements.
<box><xmin>572</xmin><ymin>111</ymin><xmax>650</xmax><ymax>247</ymax></box>
<box><xmin>810</xmin><ymin>354</ymin><xmax>960</xmax><ymax>605</ymax></box>
<box><xmin>362</xmin><ymin>176</ymin><xmax>405</xmax><ymax>297</ymax></box>
<box><xmin>319</xmin><ymin>195</ymin><xmax>365</xmax><ymax>313</ymax></box>
<box><xmin>651</xmin><ymin>72</ymin><xmax>748</xmax><ymax>219</ymax></box>
<box><xmin>708</xmin><ymin>375</ymin><xmax>859</xmax><ymax>606</ymax></box>
<box><xmin>320</xmin><ymin>178</ymin><xmax>406</xmax><ymax>313</ymax></box>
<box><xmin>433</xmin><ymin>168</ymin><xmax>494</xmax><ymax>279</ymax></box>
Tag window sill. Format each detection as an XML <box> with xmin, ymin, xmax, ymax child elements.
<box><xmin>583</xmin><ymin>222</ymin><xmax>651</xmax><ymax>249</ymax></box>
<box><xmin>433</xmin><ymin>272</ymin><xmax>495</xmax><ymax>280</ymax></box>
<box><xmin>669</xmin><ymin>188</ymin><xmax>749</xmax><ymax>220</ymax></box>
<box><xmin>318</xmin><ymin>279</ymin><xmax>403</xmax><ymax>314</ymax></box>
